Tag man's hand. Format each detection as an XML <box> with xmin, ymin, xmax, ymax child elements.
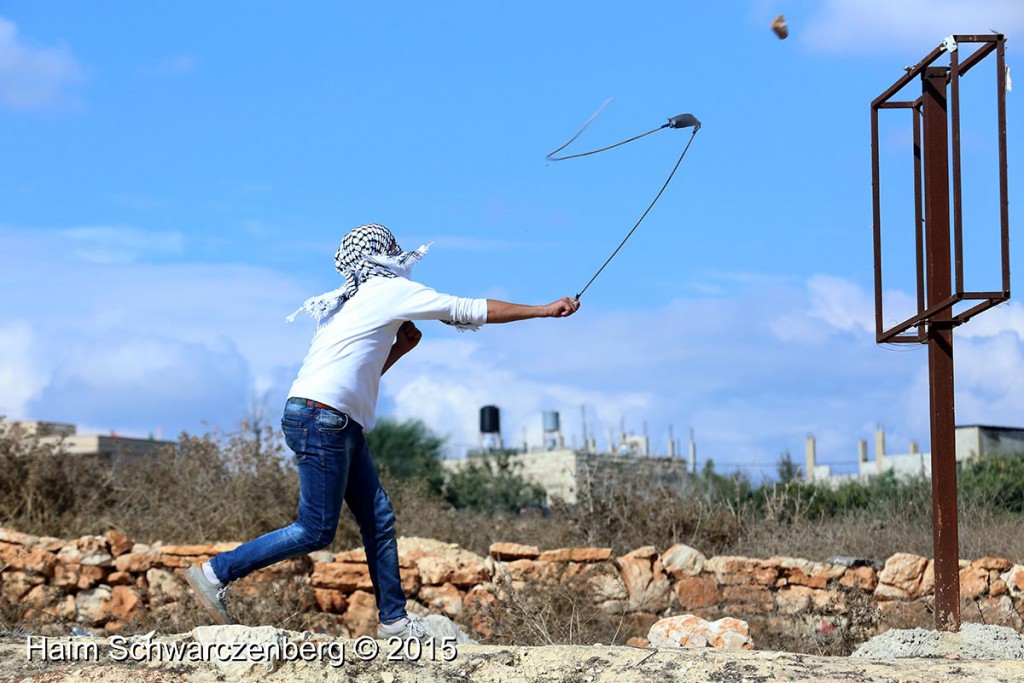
<box><xmin>545</xmin><ymin>297</ymin><xmax>580</xmax><ymax>318</ymax></box>
<box><xmin>394</xmin><ymin>320</ymin><xmax>422</xmax><ymax>355</ymax></box>
<box><xmin>382</xmin><ymin>321</ymin><xmax>422</xmax><ymax>376</ymax></box>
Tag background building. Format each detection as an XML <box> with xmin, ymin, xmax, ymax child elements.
<box><xmin>804</xmin><ymin>425</ymin><xmax>1024</xmax><ymax>485</ymax></box>
<box><xmin>2</xmin><ymin>419</ymin><xmax>177</xmax><ymax>461</ymax></box>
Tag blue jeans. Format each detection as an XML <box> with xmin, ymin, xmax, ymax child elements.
<box><xmin>209</xmin><ymin>398</ymin><xmax>407</xmax><ymax>624</ymax></box>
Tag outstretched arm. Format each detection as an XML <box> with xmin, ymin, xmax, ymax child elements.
<box><xmin>486</xmin><ymin>297</ymin><xmax>580</xmax><ymax>323</ymax></box>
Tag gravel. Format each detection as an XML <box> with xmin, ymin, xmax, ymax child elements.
<box><xmin>852</xmin><ymin>623</ymin><xmax>1024</xmax><ymax>660</ymax></box>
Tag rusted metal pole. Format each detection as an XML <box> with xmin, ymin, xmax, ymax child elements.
<box><xmin>921</xmin><ymin>66</ymin><xmax>960</xmax><ymax>631</ymax></box>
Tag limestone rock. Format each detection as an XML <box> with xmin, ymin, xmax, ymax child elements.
<box><xmin>57</xmin><ymin>536</ymin><xmax>112</xmax><ymax>567</ymax></box>
<box><xmin>76</xmin><ymin>585</ymin><xmax>113</xmax><ymax>625</ymax></box>
<box><xmin>706</xmin><ymin>556</ymin><xmax>778</xmax><ymax>586</ymax></box>
<box><xmin>1002</xmin><ymin>565</ymin><xmax>1024</xmax><ymax>597</ymax></box>
<box><xmin>313</xmin><ymin>588</ymin><xmax>348</xmax><ymax>614</ymax></box>
<box><xmin>158</xmin><ymin>544</ymin><xmax>219</xmax><ymax>556</ymax></box>
<box><xmin>23</xmin><ymin>585</ymin><xmax>76</xmax><ymax>622</ymax></box>
<box><xmin>53</xmin><ymin>563</ymin><xmax>106</xmax><ymax>591</ymax></box>
<box><xmin>919</xmin><ymin>560</ymin><xmax>935</xmax><ymax>596</ymax></box>
<box><xmin>960</xmin><ymin>565</ymin><xmax>989</xmax><ymax>600</ymax></box>
<box><xmin>311</xmin><ymin>562</ymin><xmax>373</xmax><ymax>592</ymax></box>
<box><xmin>615</xmin><ymin>546</ymin><xmax>671</xmax><ymax>613</ymax></box>
<box><xmin>974</xmin><ymin>557</ymin><xmax>1012</xmax><ymax>572</ymax></box>
<box><xmin>0</xmin><ymin>542</ymin><xmax>59</xmax><ymax>576</ymax></box>
<box><xmin>774</xmin><ymin>585</ymin><xmax>817</xmax><ymax>615</ymax></box>
<box><xmin>2</xmin><ymin>571</ymin><xmax>44</xmax><ymax>603</ymax></box>
<box><xmin>840</xmin><ymin>566</ymin><xmax>879</xmax><ymax>591</ymax></box>
<box><xmin>661</xmin><ymin>543</ymin><xmax>706</xmax><ymax>578</ymax></box>
<box><xmin>489</xmin><ymin>542</ymin><xmax>540</xmax><ymax>561</ymax></box>
<box><xmin>0</xmin><ymin>529</ymin><xmax>37</xmax><ymax>546</ymax></box>
<box><xmin>648</xmin><ymin>614</ymin><xmax>753</xmax><ymax>650</ymax></box>
<box><xmin>538</xmin><ymin>547</ymin><xmax>613</xmax><ymax>563</ymax></box>
<box><xmin>114</xmin><ymin>550</ymin><xmax>159</xmax><ymax>573</ymax></box>
<box><xmin>146</xmin><ymin>568</ymin><xmax>185</xmax><ymax>606</ymax></box>
<box><xmin>416</xmin><ymin>553</ymin><xmax>489</xmax><ymax>587</ymax></box>
<box><xmin>878</xmin><ymin>553</ymin><xmax>928</xmax><ymax>597</ymax></box>
<box><xmin>504</xmin><ymin>559</ymin><xmax>559</xmax><ymax>583</ymax></box>
<box><xmin>721</xmin><ymin>584</ymin><xmax>774</xmax><ymax>612</ymax></box>
<box><xmin>105</xmin><ymin>585</ymin><xmax>143</xmax><ymax>621</ymax></box>
<box><xmin>774</xmin><ymin>557</ymin><xmax>845</xmax><ymax>589</ymax></box>
<box><xmin>418</xmin><ymin>582</ymin><xmax>463</xmax><ymax>618</ymax></box>
<box><xmin>463</xmin><ymin>585</ymin><xmax>496</xmax><ymax>637</ymax></box>
<box><xmin>107</xmin><ymin>571</ymin><xmax>133</xmax><ymax>586</ymax></box>
<box><xmin>673</xmin><ymin>575</ymin><xmax>719</xmax><ymax>609</ymax></box>
<box><xmin>873</xmin><ymin>582</ymin><xmax>912</xmax><ymax>601</ymax></box>
<box><xmin>105</xmin><ymin>530</ymin><xmax>134</xmax><ymax>557</ymax></box>
<box><xmin>342</xmin><ymin>590</ymin><xmax>378</xmax><ymax>637</ymax></box>
<box><xmin>400</xmin><ymin>566</ymin><xmax>421</xmax><ymax>595</ymax></box>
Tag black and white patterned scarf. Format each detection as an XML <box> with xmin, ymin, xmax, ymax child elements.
<box><xmin>286</xmin><ymin>223</ymin><xmax>478</xmax><ymax>331</ymax></box>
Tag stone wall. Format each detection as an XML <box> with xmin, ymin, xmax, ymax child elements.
<box><xmin>3</xmin><ymin>527</ymin><xmax>1023</xmax><ymax>644</ymax></box>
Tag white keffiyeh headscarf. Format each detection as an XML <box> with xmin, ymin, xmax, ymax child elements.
<box><xmin>286</xmin><ymin>223</ymin><xmax>479</xmax><ymax>331</ymax></box>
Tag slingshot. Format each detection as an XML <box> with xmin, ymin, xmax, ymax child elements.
<box><xmin>547</xmin><ymin>102</ymin><xmax>702</xmax><ymax>299</ymax></box>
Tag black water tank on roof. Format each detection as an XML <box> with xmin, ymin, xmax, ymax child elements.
<box><xmin>480</xmin><ymin>405</ymin><xmax>500</xmax><ymax>434</ymax></box>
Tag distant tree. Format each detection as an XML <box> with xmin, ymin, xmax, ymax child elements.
<box><xmin>443</xmin><ymin>451</ymin><xmax>546</xmax><ymax>512</ymax></box>
<box><xmin>776</xmin><ymin>450</ymin><xmax>802</xmax><ymax>484</ymax></box>
<box><xmin>366</xmin><ymin>418</ymin><xmax>445</xmax><ymax>489</ymax></box>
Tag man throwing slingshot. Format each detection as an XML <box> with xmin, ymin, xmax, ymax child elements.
<box><xmin>185</xmin><ymin>223</ymin><xmax>579</xmax><ymax>640</ymax></box>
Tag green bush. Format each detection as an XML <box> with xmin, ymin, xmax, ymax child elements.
<box><xmin>960</xmin><ymin>453</ymin><xmax>1024</xmax><ymax>513</ymax></box>
<box><xmin>442</xmin><ymin>451</ymin><xmax>547</xmax><ymax>512</ymax></box>
<box><xmin>366</xmin><ymin>417</ymin><xmax>445</xmax><ymax>489</ymax></box>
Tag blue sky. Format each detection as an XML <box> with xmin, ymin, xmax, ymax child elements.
<box><xmin>1</xmin><ymin>1</ymin><xmax>1023</xmax><ymax>478</ymax></box>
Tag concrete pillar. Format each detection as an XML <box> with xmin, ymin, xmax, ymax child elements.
<box><xmin>689</xmin><ymin>439</ymin><xmax>697</xmax><ymax>474</ymax></box>
<box><xmin>668</xmin><ymin>437</ymin><xmax>676</xmax><ymax>458</ymax></box>
<box><xmin>805</xmin><ymin>436</ymin><xmax>817</xmax><ymax>481</ymax></box>
<box><xmin>858</xmin><ymin>439</ymin><xmax>868</xmax><ymax>475</ymax></box>
<box><xmin>875</xmin><ymin>428</ymin><xmax>886</xmax><ymax>474</ymax></box>
<box><xmin>909</xmin><ymin>440</ymin><xmax>919</xmax><ymax>454</ymax></box>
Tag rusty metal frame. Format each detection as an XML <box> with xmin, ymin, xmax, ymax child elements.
<box><xmin>871</xmin><ymin>34</ymin><xmax>1010</xmax><ymax>344</ymax></box>
<box><xmin>870</xmin><ymin>33</ymin><xmax>1011</xmax><ymax>634</ymax></box>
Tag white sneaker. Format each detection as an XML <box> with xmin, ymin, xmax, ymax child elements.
<box><xmin>185</xmin><ymin>565</ymin><xmax>232</xmax><ymax>625</ymax></box>
<box><xmin>377</xmin><ymin>613</ymin><xmax>430</xmax><ymax>641</ymax></box>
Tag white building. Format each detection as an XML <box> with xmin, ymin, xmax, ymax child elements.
<box><xmin>2</xmin><ymin>419</ymin><xmax>177</xmax><ymax>459</ymax></box>
<box><xmin>804</xmin><ymin>425</ymin><xmax>1024</xmax><ymax>485</ymax></box>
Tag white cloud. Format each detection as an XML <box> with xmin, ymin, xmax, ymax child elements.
<box><xmin>27</xmin><ymin>335</ymin><xmax>251</xmax><ymax>436</ymax></box>
<box><xmin>382</xmin><ymin>337</ymin><xmax>651</xmax><ymax>455</ymax></box>
<box><xmin>0</xmin><ymin>16</ymin><xmax>83</xmax><ymax>110</ymax></box>
<box><xmin>804</xmin><ymin>0</ymin><xmax>1024</xmax><ymax>55</ymax></box>
<box><xmin>4</xmin><ymin>222</ymin><xmax>1024</xmax><ymax>474</ymax></box>
<box><xmin>0</xmin><ymin>226</ymin><xmax>312</xmax><ymax>435</ymax></box>
<box><xmin>0</xmin><ymin>322</ymin><xmax>46</xmax><ymax>419</ymax></box>
<box><xmin>60</xmin><ymin>226</ymin><xmax>185</xmax><ymax>264</ymax></box>
<box><xmin>377</xmin><ymin>272</ymin><xmax>1024</xmax><ymax>476</ymax></box>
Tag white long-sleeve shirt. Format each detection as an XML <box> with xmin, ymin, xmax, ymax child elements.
<box><xmin>287</xmin><ymin>277</ymin><xmax>487</xmax><ymax>430</ymax></box>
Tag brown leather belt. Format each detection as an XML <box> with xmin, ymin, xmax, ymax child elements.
<box><xmin>303</xmin><ymin>399</ymin><xmax>337</xmax><ymax>411</ymax></box>
<box><xmin>289</xmin><ymin>397</ymin><xmax>340</xmax><ymax>412</ymax></box>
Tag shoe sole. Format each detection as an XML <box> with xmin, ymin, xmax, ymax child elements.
<box><xmin>184</xmin><ymin>567</ymin><xmax>232</xmax><ymax>625</ymax></box>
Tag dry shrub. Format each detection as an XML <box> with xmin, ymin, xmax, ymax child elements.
<box><xmin>755</xmin><ymin>580</ymin><xmax>881</xmax><ymax>656</ymax></box>
<box><xmin>386</xmin><ymin>468</ymin><xmax>744</xmax><ymax>559</ymax></box>
<box><xmin>480</xmin><ymin>573</ymin><xmax>627</xmax><ymax>646</ymax></box>
<box><xmin>0</xmin><ymin>422</ymin><xmax>299</xmax><ymax>545</ymax></box>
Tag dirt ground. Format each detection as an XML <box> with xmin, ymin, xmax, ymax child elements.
<box><xmin>4</xmin><ymin>629</ymin><xmax>1024</xmax><ymax>683</ymax></box>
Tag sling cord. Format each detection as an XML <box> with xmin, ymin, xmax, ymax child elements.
<box><xmin>546</xmin><ymin>105</ymin><xmax>701</xmax><ymax>300</ymax></box>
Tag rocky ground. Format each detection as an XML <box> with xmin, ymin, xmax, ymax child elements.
<box><xmin>4</xmin><ymin>624</ymin><xmax>1024</xmax><ymax>683</ymax></box>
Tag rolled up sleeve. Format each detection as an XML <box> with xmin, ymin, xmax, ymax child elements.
<box><xmin>397</xmin><ymin>280</ymin><xmax>488</xmax><ymax>326</ymax></box>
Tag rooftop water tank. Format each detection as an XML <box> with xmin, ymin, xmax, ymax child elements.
<box><xmin>480</xmin><ymin>405</ymin><xmax>501</xmax><ymax>434</ymax></box>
